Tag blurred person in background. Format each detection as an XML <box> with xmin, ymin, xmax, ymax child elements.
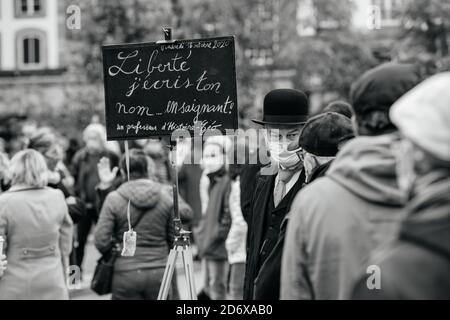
<box><xmin>280</xmin><ymin>63</ymin><xmax>422</xmax><ymax>300</ymax></box>
<box><xmin>225</xmin><ymin>141</ymin><xmax>248</xmax><ymax>300</ymax></box>
<box><xmin>28</xmin><ymin>128</ymin><xmax>86</xmax><ymax>266</ymax></box>
<box><xmin>65</xmin><ymin>137</ymin><xmax>81</xmax><ymax>167</ymax></box>
<box><xmin>0</xmin><ymin>152</ymin><xmax>10</xmax><ymax>193</ymax></box>
<box><xmin>94</xmin><ymin>149</ymin><xmax>192</xmax><ymax>300</ymax></box>
<box><xmin>352</xmin><ymin>73</ymin><xmax>450</xmax><ymax>299</ymax></box>
<box><xmin>0</xmin><ymin>138</ymin><xmax>6</xmax><ymax>153</ymax></box>
<box><xmin>71</xmin><ymin>123</ymin><xmax>119</xmax><ymax>272</ymax></box>
<box><xmin>0</xmin><ymin>149</ymin><xmax>73</xmax><ymax>300</ymax></box>
<box><xmin>322</xmin><ymin>101</ymin><xmax>353</xmax><ymax>119</ymax></box>
<box><xmin>176</xmin><ymin>138</ymin><xmax>203</xmax><ymax>255</ymax></box>
<box><xmin>196</xmin><ymin>136</ymin><xmax>233</xmax><ymax>300</ymax></box>
<box><xmin>244</xmin><ymin>89</ymin><xmax>309</xmax><ymax>300</ymax></box>
<box><xmin>143</xmin><ymin>139</ymin><xmax>172</xmax><ymax>185</ymax></box>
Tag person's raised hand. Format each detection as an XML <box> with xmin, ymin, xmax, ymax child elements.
<box><xmin>97</xmin><ymin>157</ymin><xmax>118</xmax><ymax>189</ymax></box>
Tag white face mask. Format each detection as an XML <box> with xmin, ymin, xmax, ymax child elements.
<box><xmin>265</xmin><ymin>132</ymin><xmax>303</xmax><ymax>170</ymax></box>
<box><xmin>202</xmin><ymin>144</ymin><xmax>225</xmax><ymax>174</ymax></box>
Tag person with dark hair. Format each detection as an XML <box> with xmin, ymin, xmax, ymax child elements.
<box><xmin>349</xmin><ymin>63</ymin><xmax>421</xmax><ymax>136</ymax></box>
<box><xmin>94</xmin><ymin>149</ymin><xmax>192</xmax><ymax>300</ymax></box>
<box><xmin>280</xmin><ymin>63</ymin><xmax>422</xmax><ymax>300</ymax></box>
<box><xmin>322</xmin><ymin>101</ymin><xmax>353</xmax><ymax>119</ymax></box>
<box><xmin>352</xmin><ymin>73</ymin><xmax>450</xmax><ymax>299</ymax></box>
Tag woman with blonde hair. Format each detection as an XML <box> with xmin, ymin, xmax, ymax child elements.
<box><xmin>0</xmin><ymin>149</ymin><xmax>73</xmax><ymax>300</ymax></box>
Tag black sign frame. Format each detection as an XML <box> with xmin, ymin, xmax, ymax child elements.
<box><xmin>102</xmin><ymin>35</ymin><xmax>239</xmax><ymax>141</ymax></box>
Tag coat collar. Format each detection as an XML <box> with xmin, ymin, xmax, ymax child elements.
<box><xmin>252</xmin><ymin>169</ymin><xmax>306</xmax><ymax>251</ymax></box>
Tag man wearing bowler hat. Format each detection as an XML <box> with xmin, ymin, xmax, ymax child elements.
<box><xmin>243</xmin><ymin>89</ymin><xmax>309</xmax><ymax>300</ymax></box>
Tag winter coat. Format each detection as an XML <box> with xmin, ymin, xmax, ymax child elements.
<box><xmin>71</xmin><ymin>148</ymin><xmax>119</xmax><ymax>208</ymax></box>
<box><xmin>94</xmin><ymin>179</ymin><xmax>193</xmax><ymax>272</ymax></box>
<box><xmin>0</xmin><ymin>187</ymin><xmax>73</xmax><ymax>300</ymax></box>
<box><xmin>196</xmin><ymin>170</ymin><xmax>232</xmax><ymax>261</ymax></box>
<box><xmin>178</xmin><ymin>164</ymin><xmax>203</xmax><ymax>227</ymax></box>
<box><xmin>351</xmin><ymin>170</ymin><xmax>450</xmax><ymax>299</ymax></box>
<box><xmin>240</xmin><ymin>164</ymin><xmax>263</xmax><ymax>224</ymax></box>
<box><xmin>225</xmin><ymin>178</ymin><xmax>248</xmax><ymax>264</ymax></box>
<box><xmin>281</xmin><ymin>135</ymin><xmax>406</xmax><ymax>300</ymax></box>
<box><xmin>244</xmin><ymin>168</ymin><xmax>306</xmax><ymax>300</ymax></box>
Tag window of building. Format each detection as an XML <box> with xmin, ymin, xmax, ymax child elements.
<box><xmin>371</xmin><ymin>0</ymin><xmax>405</xmax><ymax>23</ymax></box>
<box><xmin>245</xmin><ymin>48</ymin><xmax>274</xmax><ymax>66</ymax></box>
<box><xmin>16</xmin><ymin>30</ymin><xmax>47</xmax><ymax>70</ymax></box>
<box><xmin>15</xmin><ymin>0</ymin><xmax>45</xmax><ymax>17</ymax></box>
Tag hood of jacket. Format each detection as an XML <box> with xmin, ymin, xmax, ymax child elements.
<box><xmin>116</xmin><ymin>179</ymin><xmax>161</xmax><ymax>210</ymax></box>
<box><xmin>326</xmin><ymin>134</ymin><xmax>404</xmax><ymax>206</ymax></box>
<box><xmin>399</xmin><ymin>170</ymin><xmax>450</xmax><ymax>258</ymax></box>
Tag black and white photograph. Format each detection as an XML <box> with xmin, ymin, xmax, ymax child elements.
<box><xmin>0</xmin><ymin>0</ymin><xmax>449</xmax><ymax>312</ymax></box>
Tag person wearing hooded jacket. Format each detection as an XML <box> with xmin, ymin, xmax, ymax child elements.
<box><xmin>94</xmin><ymin>149</ymin><xmax>192</xmax><ymax>300</ymax></box>
<box><xmin>281</xmin><ymin>63</ymin><xmax>423</xmax><ymax>300</ymax></box>
<box><xmin>351</xmin><ymin>72</ymin><xmax>450</xmax><ymax>299</ymax></box>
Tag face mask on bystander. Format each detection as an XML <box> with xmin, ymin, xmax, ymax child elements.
<box><xmin>201</xmin><ymin>143</ymin><xmax>225</xmax><ymax>174</ymax></box>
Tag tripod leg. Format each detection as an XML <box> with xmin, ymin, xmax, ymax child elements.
<box><xmin>181</xmin><ymin>246</ymin><xmax>198</xmax><ymax>300</ymax></box>
<box><xmin>158</xmin><ymin>247</ymin><xmax>178</xmax><ymax>300</ymax></box>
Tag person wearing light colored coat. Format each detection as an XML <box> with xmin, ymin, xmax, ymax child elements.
<box><xmin>0</xmin><ymin>149</ymin><xmax>73</xmax><ymax>300</ymax></box>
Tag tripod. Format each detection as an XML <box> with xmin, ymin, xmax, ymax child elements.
<box><xmin>157</xmin><ymin>141</ymin><xmax>198</xmax><ymax>300</ymax></box>
<box><xmin>158</xmin><ymin>220</ymin><xmax>197</xmax><ymax>300</ymax></box>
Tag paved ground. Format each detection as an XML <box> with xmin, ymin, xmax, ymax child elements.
<box><xmin>69</xmin><ymin>236</ymin><xmax>203</xmax><ymax>300</ymax></box>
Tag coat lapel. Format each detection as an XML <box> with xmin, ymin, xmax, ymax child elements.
<box><xmin>252</xmin><ymin>174</ymin><xmax>276</xmax><ymax>255</ymax></box>
<box><xmin>277</xmin><ymin>169</ymin><xmax>306</xmax><ymax>232</ymax></box>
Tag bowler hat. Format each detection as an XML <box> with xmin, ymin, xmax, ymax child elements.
<box><xmin>299</xmin><ymin>112</ymin><xmax>354</xmax><ymax>157</ymax></box>
<box><xmin>252</xmin><ymin>89</ymin><xmax>309</xmax><ymax>125</ymax></box>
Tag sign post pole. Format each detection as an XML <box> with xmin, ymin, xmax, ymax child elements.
<box><xmin>158</xmin><ymin>27</ymin><xmax>197</xmax><ymax>301</ymax></box>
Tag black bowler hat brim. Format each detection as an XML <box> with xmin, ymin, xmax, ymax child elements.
<box><xmin>253</xmin><ymin>89</ymin><xmax>309</xmax><ymax>126</ymax></box>
<box><xmin>251</xmin><ymin>118</ymin><xmax>308</xmax><ymax>126</ymax></box>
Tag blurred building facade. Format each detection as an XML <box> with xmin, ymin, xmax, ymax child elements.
<box><xmin>0</xmin><ymin>0</ymin><xmax>69</xmax><ymax>124</ymax></box>
<box><xmin>0</xmin><ymin>0</ymin><xmax>413</xmax><ymax>133</ymax></box>
<box><xmin>0</xmin><ymin>0</ymin><xmax>62</xmax><ymax>72</ymax></box>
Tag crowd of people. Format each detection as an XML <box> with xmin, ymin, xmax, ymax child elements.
<box><xmin>0</xmin><ymin>62</ymin><xmax>449</xmax><ymax>300</ymax></box>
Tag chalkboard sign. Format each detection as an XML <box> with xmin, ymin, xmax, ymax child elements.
<box><xmin>102</xmin><ymin>36</ymin><xmax>238</xmax><ymax>141</ymax></box>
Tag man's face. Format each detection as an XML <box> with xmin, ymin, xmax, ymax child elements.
<box><xmin>265</xmin><ymin>124</ymin><xmax>303</xmax><ymax>150</ymax></box>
